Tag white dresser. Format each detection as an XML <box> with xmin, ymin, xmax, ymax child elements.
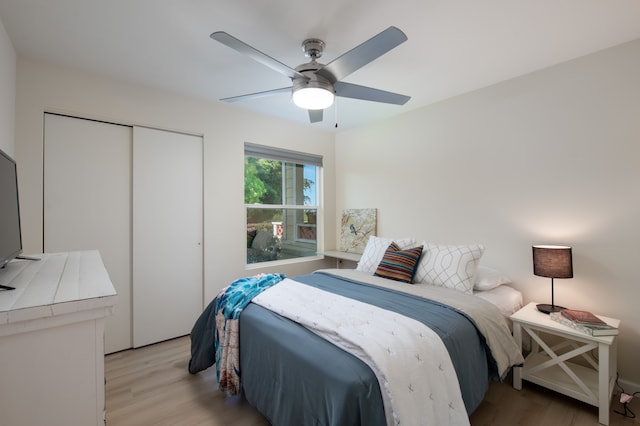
<box><xmin>0</xmin><ymin>250</ymin><xmax>117</xmax><ymax>426</ymax></box>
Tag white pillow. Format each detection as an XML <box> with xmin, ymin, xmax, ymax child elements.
<box><xmin>356</xmin><ymin>236</ymin><xmax>417</xmax><ymax>273</ymax></box>
<box><xmin>474</xmin><ymin>265</ymin><xmax>513</xmax><ymax>291</ymax></box>
<box><xmin>414</xmin><ymin>243</ymin><xmax>485</xmax><ymax>294</ymax></box>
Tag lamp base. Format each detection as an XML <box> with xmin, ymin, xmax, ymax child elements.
<box><xmin>536</xmin><ymin>303</ymin><xmax>566</xmax><ymax>314</ymax></box>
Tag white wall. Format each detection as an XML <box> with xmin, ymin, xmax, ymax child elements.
<box><xmin>335</xmin><ymin>39</ymin><xmax>640</xmax><ymax>388</ymax></box>
<box><xmin>14</xmin><ymin>57</ymin><xmax>336</xmax><ymax>304</ymax></box>
<box><xmin>0</xmin><ymin>16</ymin><xmax>16</xmax><ymax>156</ymax></box>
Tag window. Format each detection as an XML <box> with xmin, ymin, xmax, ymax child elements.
<box><xmin>244</xmin><ymin>143</ymin><xmax>322</xmax><ymax>265</ymax></box>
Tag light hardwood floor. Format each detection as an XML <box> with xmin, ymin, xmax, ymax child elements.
<box><xmin>105</xmin><ymin>336</ymin><xmax>640</xmax><ymax>426</ymax></box>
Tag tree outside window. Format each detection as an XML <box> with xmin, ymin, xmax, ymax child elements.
<box><xmin>244</xmin><ymin>146</ymin><xmax>321</xmax><ymax>265</ymax></box>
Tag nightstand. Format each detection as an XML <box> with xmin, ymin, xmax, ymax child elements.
<box><xmin>511</xmin><ymin>302</ymin><xmax>620</xmax><ymax>425</ymax></box>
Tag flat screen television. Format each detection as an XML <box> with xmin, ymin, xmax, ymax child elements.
<box><xmin>0</xmin><ymin>148</ymin><xmax>22</xmax><ymax>276</ymax></box>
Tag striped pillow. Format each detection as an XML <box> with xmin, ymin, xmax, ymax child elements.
<box><xmin>374</xmin><ymin>242</ymin><xmax>424</xmax><ymax>283</ymax></box>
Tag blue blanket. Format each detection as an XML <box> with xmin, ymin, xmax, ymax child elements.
<box><xmin>215</xmin><ymin>273</ymin><xmax>284</xmax><ymax>394</ymax></box>
<box><xmin>190</xmin><ymin>272</ymin><xmax>492</xmax><ymax>425</ymax></box>
<box><xmin>189</xmin><ymin>273</ymin><xmax>284</xmax><ymax>395</ymax></box>
<box><xmin>214</xmin><ymin>273</ymin><xmax>285</xmax><ymax>321</ymax></box>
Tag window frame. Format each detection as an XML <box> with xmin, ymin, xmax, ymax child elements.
<box><xmin>244</xmin><ymin>143</ymin><xmax>323</xmax><ymax>267</ymax></box>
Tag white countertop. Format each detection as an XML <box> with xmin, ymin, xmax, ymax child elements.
<box><xmin>323</xmin><ymin>250</ymin><xmax>362</xmax><ymax>262</ymax></box>
<box><xmin>0</xmin><ymin>250</ymin><xmax>117</xmax><ymax>326</ymax></box>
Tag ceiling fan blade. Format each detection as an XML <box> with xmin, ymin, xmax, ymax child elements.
<box><xmin>334</xmin><ymin>81</ymin><xmax>410</xmax><ymax>105</ymax></box>
<box><xmin>221</xmin><ymin>87</ymin><xmax>292</xmax><ymax>103</ymax></box>
<box><xmin>211</xmin><ymin>31</ymin><xmax>306</xmax><ymax>80</ymax></box>
<box><xmin>308</xmin><ymin>109</ymin><xmax>323</xmax><ymax>123</ymax></box>
<box><xmin>317</xmin><ymin>26</ymin><xmax>408</xmax><ymax>83</ymax></box>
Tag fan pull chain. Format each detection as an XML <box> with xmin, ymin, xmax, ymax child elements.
<box><xmin>334</xmin><ymin>98</ymin><xmax>338</xmax><ymax>128</ymax></box>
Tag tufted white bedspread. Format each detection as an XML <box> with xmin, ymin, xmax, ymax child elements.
<box><xmin>252</xmin><ymin>278</ymin><xmax>470</xmax><ymax>426</ymax></box>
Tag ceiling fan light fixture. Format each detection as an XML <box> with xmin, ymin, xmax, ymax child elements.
<box><xmin>292</xmin><ymin>87</ymin><xmax>335</xmax><ymax>110</ymax></box>
<box><xmin>292</xmin><ymin>75</ymin><xmax>335</xmax><ymax>110</ymax></box>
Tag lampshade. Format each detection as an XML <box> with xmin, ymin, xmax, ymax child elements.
<box><xmin>532</xmin><ymin>245</ymin><xmax>573</xmax><ymax>278</ymax></box>
<box><xmin>532</xmin><ymin>245</ymin><xmax>573</xmax><ymax>314</ymax></box>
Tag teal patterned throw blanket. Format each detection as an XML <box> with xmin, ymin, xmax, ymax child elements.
<box><xmin>214</xmin><ymin>273</ymin><xmax>285</xmax><ymax>395</ymax></box>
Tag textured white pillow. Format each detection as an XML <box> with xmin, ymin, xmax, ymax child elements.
<box><xmin>474</xmin><ymin>265</ymin><xmax>513</xmax><ymax>291</ymax></box>
<box><xmin>414</xmin><ymin>243</ymin><xmax>485</xmax><ymax>293</ymax></box>
<box><xmin>356</xmin><ymin>236</ymin><xmax>417</xmax><ymax>273</ymax></box>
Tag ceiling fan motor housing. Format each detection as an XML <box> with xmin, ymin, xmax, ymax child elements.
<box><xmin>293</xmin><ymin>61</ymin><xmax>334</xmax><ymax>94</ymax></box>
<box><xmin>292</xmin><ymin>72</ymin><xmax>334</xmax><ymax>94</ymax></box>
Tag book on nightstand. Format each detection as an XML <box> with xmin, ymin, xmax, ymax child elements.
<box><xmin>561</xmin><ymin>309</ymin><xmax>609</xmax><ymax>327</ymax></box>
<box><xmin>550</xmin><ymin>311</ymin><xmax>619</xmax><ymax>336</ymax></box>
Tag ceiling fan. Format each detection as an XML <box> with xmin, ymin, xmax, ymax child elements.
<box><xmin>210</xmin><ymin>26</ymin><xmax>411</xmax><ymax>123</ymax></box>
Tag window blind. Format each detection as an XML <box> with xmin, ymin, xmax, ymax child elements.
<box><xmin>244</xmin><ymin>142</ymin><xmax>323</xmax><ymax>167</ymax></box>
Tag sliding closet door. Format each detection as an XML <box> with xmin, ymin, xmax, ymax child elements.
<box><xmin>132</xmin><ymin>127</ymin><xmax>203</xmax><ymax>348</ymax></box>
<box><xmin>43</xmin><ymin>113</ymin><xmax>132</xmax><ymax>353</ymax></box>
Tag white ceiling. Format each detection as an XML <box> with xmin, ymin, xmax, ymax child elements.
<box><xmin>1</xmin><ymin>0</ymin><xmax>640</xmax><ymax>131</ymax></box>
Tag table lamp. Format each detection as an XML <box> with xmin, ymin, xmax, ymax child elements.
<box><xmin>532</xmin><ymin>245</ymin><xmax>573</xmax><ymax>314</ymax></box>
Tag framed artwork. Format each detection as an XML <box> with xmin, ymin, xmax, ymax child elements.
<box><xmin>339</xmin><ymin>208</ymin><xmax>377</xmax><ymax>253</ymax></box>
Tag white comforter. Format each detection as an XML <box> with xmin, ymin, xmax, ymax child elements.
<box><xmin>252</xmin><ymin>278</ymin><xmax>470</xmax><ymax>426</ymax></box>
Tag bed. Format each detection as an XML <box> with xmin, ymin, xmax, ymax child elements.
<box><xmin>189</xmin><ymin>237</ymin><xmax>524</xmax><ymax>425</ymax></box>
